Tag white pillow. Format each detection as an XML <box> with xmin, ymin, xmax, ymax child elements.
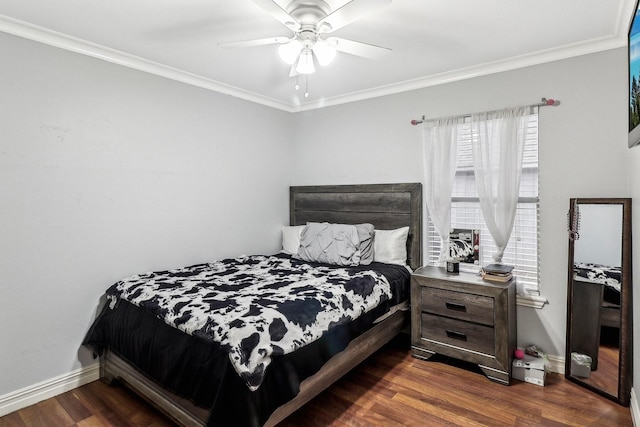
<box><xmin>374</xmin><ymin>227</ymin><xmax>410</xmax><ymax>265</ymax></box>
<box><xmin>282</xmin><ymin>225</ymin><xmax>305</xmax><ymax>255</ymax></box>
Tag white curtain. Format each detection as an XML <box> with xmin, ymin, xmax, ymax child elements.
<box><xmin>422</xmin><ymin>117</ymin><xmax>463</xmax><ymax>264</ymax></box>
<box><xmin>471</xmin><ymin>106</ymin><xmax>530</xmax><ymax>263</ymax></box>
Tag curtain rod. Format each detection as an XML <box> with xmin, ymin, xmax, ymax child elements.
<box><xmin>410</xmin><ymin>98</ymin><xmax>559</xmax><ymax>126</ymax></box>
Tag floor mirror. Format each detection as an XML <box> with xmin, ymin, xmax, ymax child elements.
<box><xmin>565</xmin><ymin>198</ymin><xmax>632</xmax><ymax>406</ymax></box>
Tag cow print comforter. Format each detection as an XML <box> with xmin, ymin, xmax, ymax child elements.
<box><xmin>106</xmin><ymin>255</ymin><xmax>392</xmax><ymax>391</ymax></box>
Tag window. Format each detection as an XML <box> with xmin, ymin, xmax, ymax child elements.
<box><xmin>426</xmin><ymin>111</ymin><xmax>540</xmax><ymax>295</ymax></box>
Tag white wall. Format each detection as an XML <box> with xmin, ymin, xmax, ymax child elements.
<box><xmin>629</xmin><ymin>111</ymin><xmax>640</xmax><ymax>411</ymax></box>
<box><xmin>291</xmin><ymin>47</ymin><xmax>630</xmax><ymax>358</ymax></box>
<box><xmin>1</xmin><ymin>28</ymin><xmax>635</xmax><ymax>408</ymax></box>
<box><xmin>0</xmin><ymin>33</ymin><xmax>294</xmax><ymax>396</ymax></box>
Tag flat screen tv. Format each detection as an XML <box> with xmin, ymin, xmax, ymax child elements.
<box><xmin>629</xmin><ymin>0</ymin><xmax>640</xmax><ymax>147</ymax></box>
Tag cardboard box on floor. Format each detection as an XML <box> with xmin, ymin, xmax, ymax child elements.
<box><xmin>512</xmin><ymin>355</ymin><xmax>546</xmax><ymax>386</ymax></box>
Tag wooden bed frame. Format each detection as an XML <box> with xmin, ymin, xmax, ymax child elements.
<box><xmin>100</xmin><ymin>183</ymin><xmax>422</xmax><ymax>426</ymax></box>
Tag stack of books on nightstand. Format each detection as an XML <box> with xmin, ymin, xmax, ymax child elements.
<box><xmin>481</xmin><ymin>263</ymin><xmax>514</xmax><ymax>283</ymax></box>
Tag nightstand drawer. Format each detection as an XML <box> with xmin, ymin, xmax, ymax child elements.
<box><xmin>421</xmin><ymin>313</ymin><xmax>495</xmax><ymax>355</ymax></box>
<box><xmin>421</xmin><ymin>287</ymin><xmax>494</xmax><ymax>326</ymax></box>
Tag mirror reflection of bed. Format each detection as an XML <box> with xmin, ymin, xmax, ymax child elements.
<box><xmin>568</xmin><ymin>202</ymin><xmax>624</xmax><ymax>400</ymax></box>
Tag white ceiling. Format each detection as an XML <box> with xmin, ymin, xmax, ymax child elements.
<box><xmin>0</xmin><ymin>0</ymin><xmax>634</xmax><ymax>112</ymax></box>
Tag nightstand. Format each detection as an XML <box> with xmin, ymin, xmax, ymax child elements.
<box><xmin>411</xmin><ymin>266</ymin><xmax>517</xmax><ymax>384</ymax></box>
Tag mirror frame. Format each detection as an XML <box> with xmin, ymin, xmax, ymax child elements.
<box><xmin>565</xmin><ymin>198</ymin><xmax>633</xmax><ymax>406</ymax></box>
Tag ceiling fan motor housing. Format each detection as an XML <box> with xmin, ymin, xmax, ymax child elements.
<box><xmin>286</xmin><ymin>0</ymin><xmax>331</xmax><ymax>26</ymax></box>
<box><xmin>298</xmin><ymin>29</ymin><xmax>317</xmax><ymax>48</ymax></box>
<box><xmin>229</xmin><ymin>0</ymin><xmax>393</xmax><ymax>79</ymax></box>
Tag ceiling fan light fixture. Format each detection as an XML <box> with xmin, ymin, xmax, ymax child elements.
<box><xmin>312</xmin><ymin>39</ymin><xmax>336</xmax><ymax>66</ymax></box>
<box><xmin>278</xmin><ymin>39</ymin><xmax>302</xmax><ymax>65</ymax></box>
<box><xmin>238</xmin><ymin>0</ymin><xmax>393</xmax><ymax>90</ymax></box>
<box><xmin>296</xmin><ymin>49</ymin><xmax>315</xmax><ymax>74</ymax></box>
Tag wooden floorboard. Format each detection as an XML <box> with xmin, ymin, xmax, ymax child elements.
<box><xmin>1</xmin><ymin>337</ymin><xmax>633</xmax><ymax>427</ymax></box>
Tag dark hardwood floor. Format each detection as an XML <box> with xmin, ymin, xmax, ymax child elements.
<box><xmin>1</xmin><ymin>337</ymin><xmax>633</xmax><ymax>427</ymax></box>
<box><xmin>573</xmin><ymin>326</ymin><xmax>620</xmax><ymax>397</ymax></box>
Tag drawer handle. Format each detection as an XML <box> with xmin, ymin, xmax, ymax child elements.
<box><xmin>445</xmin><ymin>302</ymin><xmax>467</xmax><ymax>312</ymax></box>
<box><xmin>446</xmin><ymin>330</ymin><xmax>468</xmax><ymax>341</ymax></box>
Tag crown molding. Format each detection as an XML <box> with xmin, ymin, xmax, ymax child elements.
<box><xmin>296</xmin><ymin>34</ymin><xmax>626</xmax><ymax>112</ymax></box>
<box><xmin>0</xmin><ymin>14</ymin><xmax>626</xmax><ymax>113</ymax></box>
<box><xmin>617</xmin><ymin>0</ymin><xmax>637</xmax><ymax>39</ymax></box>
<box><xmin>0</xmin><ymin>14</ymin><xmax>296</xmax><ymax>113</ymax></box>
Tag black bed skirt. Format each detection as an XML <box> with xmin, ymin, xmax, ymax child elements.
<box><xmin>83</xmin><ymin>298</ymin><xmax>392</xmax><ymax>427</ymax></box>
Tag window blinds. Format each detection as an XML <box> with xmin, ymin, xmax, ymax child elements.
<box><xmin>426</xmin><ymin>113</ymin><xmax>540</xmax><ymax>294</ymax></box>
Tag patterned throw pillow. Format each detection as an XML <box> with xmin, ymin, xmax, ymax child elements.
<box><xmin>296</xmin><ymin>222</ymin><xmax>361</xmax><ymax>266</ymax></box>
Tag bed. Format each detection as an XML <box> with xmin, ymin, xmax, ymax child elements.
<box><xmin>83</xmin><ymin>183</ymin><xmax>422</xmax><ymax>427</ymax></box>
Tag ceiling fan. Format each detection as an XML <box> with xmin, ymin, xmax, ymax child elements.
<box><xmin>221</xmin><ymin>0</ymin><xmax>392</xmax><ymax>77</ymax></box>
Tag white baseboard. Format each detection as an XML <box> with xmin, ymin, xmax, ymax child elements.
<box><xmin>545</xmin><ymin>353</ymin><xmax>565</xmax><ymax>374</ymax></box>
<box><xmin>631</xmin><ymin>388</ymin><xmax>639</xmax><ymax>426</ymax></box>
<box><xmin>0</xmin><ymin>363</ymin><xmax>100</xmax><ymax>417</ymax></box>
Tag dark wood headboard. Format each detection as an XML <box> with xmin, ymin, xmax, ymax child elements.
<box><xmin>289</xmin><ymin>183</ymin><xmax>422</xmax><ymax>271</ymax></box>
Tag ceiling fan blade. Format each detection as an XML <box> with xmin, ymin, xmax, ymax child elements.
<box><xmin>327</xmin><ymin>37</ymin><xmax>391</xmax><ymax>60</ymax></box>
<box><xmin>289</xmin><ymin>63</ymin><xmax>299</xmax><ymax>77</ymax></box>
<box><xmin>317</xmin><ymin>0</ymin><xmax>391</xmax><ymax>33</ymax></box>
<box><xmin>218</xmin><ymin>36</ymin><xmax>291</xmax><ymax>48</ymax></box>
<box><xmin>251</xmin><ymin>0</ymin><xmax>301</xmax><ymax>31</ymax></box>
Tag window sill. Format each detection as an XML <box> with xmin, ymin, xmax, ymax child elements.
<box><xmin>517</xmin><ymin>294</ymin><xmax>548</xmax><ymax>309</ymax></box>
